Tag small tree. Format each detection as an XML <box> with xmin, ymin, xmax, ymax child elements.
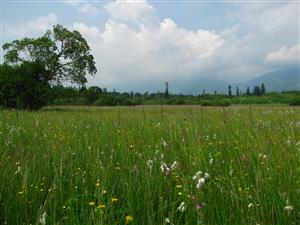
<box><xmin>246</xmin><ymin>86</ymin><xmax>250</xmax><ymax>96</ymax></box>
<box><xmin>236</xmin><ymin>86</ymin><xmax>240</xmax><ymax>96</ymax></box>
<box><xmin>261</xmin><ymin>83</ymin><xmax>266</xmax><ymax>94</ymax></box>
<box><xmin>165</xmin><ymin>81</ymin><xmax>169</xmax><ymax>98</ymax></box>
<box><xmin>228</xmin><ymin>85</ymin><xmax>232</xmax><ymax>96</ymax></box>
<box><xmin>253</xmin><ymin>85</ymin><xmax>261</xmax><ymax>96</ymax></box>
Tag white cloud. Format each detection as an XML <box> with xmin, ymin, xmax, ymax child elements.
<box><xmin>4</xmin><ymin>13</ymin><xmax>57</xmax><ymax>39</ymax></box>
<box><xmin>265</xmin><ymin>44</ymin><xmax>300</xmax><ymax>65</ymax></box>
<box><xmin>72</xmin><ymin>17</ymin><xmax>223</xmax><ymax>90</ymax></box>
<box><xmin>105</xmin><ymin>0</ymin><xmax>158</xmax><ymax>27</ymax></box>
<box><xmin>64</xmin><ymin>0</ymin><xmax>99</xmax><ymax>17</ymax></box>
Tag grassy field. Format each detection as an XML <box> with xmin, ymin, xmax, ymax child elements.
<box><xmin>0</xmin><ymin>105</ymin><xmax>299</xmax><ymax>225</ymax></box>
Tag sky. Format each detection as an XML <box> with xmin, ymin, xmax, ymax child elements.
<box><xmin>1</xmin><ymin>0</ymin><xmax>300</xmax><ymax>92</ymax></box>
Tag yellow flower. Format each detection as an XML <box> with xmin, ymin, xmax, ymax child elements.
<box><xmin>96</xmin><ymin>182</ymin><xmax>100</xmax><ymax>187</ymax></box>
<box><xmin>176</xmin><ymin>184</ymin><xmax>182</xmax><ymax>188</ymax></box>
<box><xmin>18</xmin><ymin>191</ymin><xmax>24</xmax><ymax>195</ymax></box>
<box><xmin>88</xmin><ymin>201</ymin><xmax>95</xmax><ymax>206</ymax></box>
<box><xmin>111</xmin><ymin>197</ymin><xmax>118</xmax><ymax>203</ymax></box>
<box><xmin>97</xmin><ymin>204</ymin><xmax>106</xmax><ymax>209</ymax></box>
<box><xmin>125</xmin><ymin>215</ymin><xmax>133</xmax><ymax>224</ymax></box>
<box><xmin>178</xmin><ymin>192</ymin><xmax>183</xmax><ymax>196</ymax></box>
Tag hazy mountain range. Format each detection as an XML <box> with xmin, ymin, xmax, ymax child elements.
<box><xmin>180</xmin><ymin>66</ymin><xmax>300</xmax><ymax>95</ymax></box>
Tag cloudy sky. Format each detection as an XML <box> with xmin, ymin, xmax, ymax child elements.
<box><xmin>1</xmin><ymin>0</ymin><xmax>299</xmax><ymax>92</ymax></box>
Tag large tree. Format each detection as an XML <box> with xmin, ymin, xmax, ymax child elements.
<box><xmin>1</xmin><ymin>24</ymin><xmax>97</xmax><ymax>109</ymax></box>
<box><xmin>3</xmin><ymin>24</ymin><xmax>97</xmax><ymax>85</ymax></box>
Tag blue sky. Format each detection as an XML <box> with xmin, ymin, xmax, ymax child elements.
<box><xmin>1</xmin><ymin>0</ymin><xmax>299</xmax><ymax>92</ymax></box>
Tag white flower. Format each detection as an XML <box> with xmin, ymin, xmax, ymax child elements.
<box><xmin>209</xmin><ymin>158</ymin><xmax>214</xmax><ymax>164</ymax></box>
<box><xmin>196</xmin><ymin>178</ymin><xmax>205</xmax><ymax>189</ymax></box>
<box><xmin>170</xmin><ymin>161</ymin><xmax>178</xmax><ymax>170</ymax></box>
<box><xmin>38</xmin><ymin>212</ymin><xmax>46</xmax><ymax>225</ymax></box>
<box><xmin>284</xmin><ymin>205</ymin><xmax>293</xmax><ymax>212</ymax></box>
<box><xmin>204</xmin><ymin>172</ymin><xmax>210</xmax><ymax>179</ymax></box>
<box><xmin>165</xmin><ymin>218</ymin><xmax>171</xmax><ymax>223</ymax></box>
<box><xmin>14</xmin><ymin>166</ymin><xmax>21</xmax><ymax>175</ymax></box>
<box><xmin>177</xmin><ymin>202</ymin><xmax>185</xmax><ymax>212</ymax></box>
<box><xmin>193</xmin><ymin>171</ymin><xmax>202</xmax><ymax>180</ymax></box>
<box><xmin>147</xmin><ymin>160</ymin><xmax>153</xmax><ymax>171</ymax></box>
<box><xmin>248</xmin><ymin>203</ymin><xmax>254</xmax><ymax>208</ymax></box>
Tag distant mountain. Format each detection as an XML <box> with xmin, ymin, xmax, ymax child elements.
<box><xmin>181</xmin><ymin>67</ymin><xmax>299</xmax><ymax>94</ymax></box>
<box><xmin>241</xmin><ymin>66</ymin><xmax>300</xmax><ymax>92</ymax></box>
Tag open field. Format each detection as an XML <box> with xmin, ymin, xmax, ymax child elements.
<box><xmin>0</xmin><ymin>105</ymin><xmax>299</xmax><ymax>225</ymax></box>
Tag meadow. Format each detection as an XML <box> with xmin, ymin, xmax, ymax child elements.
<box><xmin>0</xmin><ymin>105</ymin><xmax>299</xmax><ymax>225</ymax></box>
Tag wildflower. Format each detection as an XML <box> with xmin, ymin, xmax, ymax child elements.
<box><xmin>284</xmin><ymin>205</ymin><xmax>293</xmax><ymax>212</ymax></box>
<box><xmin>125</xmin><ymin>215</ymin><xmax>133</xmax><ymax>224</ymax></box>
<box><xmin>18</xmin><ymin>191</ymin><xmax>24</xmax><ymax>195</ymax></box>
<box><xmin>165</xmin><ymin>218</ymin><xmax>171</xmax><ymax>223</ymax></box>
<box><xmin>178</xmin><ymin>192</ymin><xmax>183</xmax><ymax>196</ymax></box>
<box><xmin>170</xmin><ymin>161</ymin><xmax>178</xmax><ymax>170</ymax></box>
<box><xmin>204</xmin><ymin>172</ymin><xmax>210</xmax><ymax>179</ymax></box>
<box><xmin>176</xmin><ymin>184</ymin><xmax>182</xmax><ymax>188</ymax></box>
<box><xmin>97</xmin><ymin>204</ymin><xmax>106</xmax><ymax>209</ymax></box>
<box><xmin>88</xmin><ymin>202</ymin><xmax>95</xmax><ymax>206</ymax></box>
<box><xmin>38</xmin><ymin>212</ymin><xmax>46</xmax><ymax>225</ymax></box>
<box><xmin>193</xmin><ymin>171</ymin><xmax>202</xmax><ymax>180</ymax></box>
<box><xmin>248</xmin><ymin>203</ymin><xmax>254</xmax><ymax>208</ymax></box>
<box><xmin>196</xmin><ymin>178</ymin><xmax>205</xmax><ymax>189</ymax></box>
<box><xmin>96</xmin><ymin>181</ymin><xmax>100</xmax><ymax>187</ymax></box>
<box><xmin>147</xmin><ymin>160</ymin><xmax>153</xmax><ymax>171</ymax></box>
<box><xmin>177</xmin><ymin>202</ymin><xmax>186</xmax><ymax>212</ymax></box>
<box><xmin>14</xmin><ymin>166</ymin><xmax>21</xmax><ymax>175</ymax></box>
<box><xmin>209</xmin><ymin>158</ymin><xmax>214</xmax><ymax>164</ymax></box>
<box><xmin>111</xmin><ymin>197</ymin><xmax>118</xmax><ymax>203</ymax></box>
<box><xmin>196</xmin><ymin>202</ymin><xmax>205</xmax><ymax>211</ymax></box>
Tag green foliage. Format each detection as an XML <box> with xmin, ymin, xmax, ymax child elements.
<box><xmin>1</xmin><ymin>24</ymin><xmax>96</xmax><ymax>109</ymax></box>
<box><xmin>1</xmin><ymin>106</ymin><xmax>299</xmax><ymax>224</ymax></box>
<box><xmin>3</xmin><ymin>24</ymin><xmax>96</xmax><ymax>85</ymax></box>
<box><xmin>289</xmin><ymin>99</ymin><xmax>300</xmax><ymax>106</ymax></box>
<box><xmin>0</xmin><ymin>62</ymin><xmax>51</xmax><ymax>109</ymax></box>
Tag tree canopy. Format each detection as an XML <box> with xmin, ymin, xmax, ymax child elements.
<box><xmin>3</xmin><ymin>24</ymin><xmax>97</xmax><ymax>85</ymax></box>
<box><xmin>1</xmin><ymin>24</ymin><xmax>97</xmax><ymax>109</ymax></box>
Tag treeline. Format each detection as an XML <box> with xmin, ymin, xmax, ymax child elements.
<box><xmin>1</xmin><ymin>62</ymin><xmax>299</xmax><ymax>109</ymax></box>
<box><xmin>49</xmin><ymin>85</ymin><xmax>300</xmax><ymax>107</ymax></box>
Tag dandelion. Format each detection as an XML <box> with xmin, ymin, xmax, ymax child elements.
<box><xmin>196</xmin><ymin>178</ymin><xmax>205</xmax><ymax>189</ymax></box>
<box><xmin>88</xmin><ymin>202</ymin><xmax>95</xmax><ymax>206</ymax></box>
<box><xmin>125</xmin><ymin>215</ymin><xmax>133</xmax><ymax>224</ymax></box>
<box><xmin>97</xmin><ymin>204</ymin><xmax>106</xmax><ymax>209</ymax></box>
<box><xmin>111</xmin><ymin>197</ymin><xmax>118</xmax><ymax>203</ymax></box>
<box><xmin>177</xmin><ymin>202</ymin><xmax>186</xmax><ymax>212</ymax></box>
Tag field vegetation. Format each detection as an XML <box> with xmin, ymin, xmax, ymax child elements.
<box><xmin>0</xmin><ymin>105</ymin><xmax>299</xmax><ymax>225</ymax></box>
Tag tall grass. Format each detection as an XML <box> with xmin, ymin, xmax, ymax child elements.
<box><xmin>0</xmin><ymin>105</ymin><xmax>299</xmax><ymax>225</ymax></box>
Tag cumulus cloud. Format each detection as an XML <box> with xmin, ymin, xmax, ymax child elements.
<box><xmin>64</xmin><ymin>0</ymin><xmax>99</xmax><ymax>17</ymax></box>
<box><xmin>3</xmin><ymin>13</ymin><xmax>57</xmax><ymax>39</ymax></box>
<box><xmin>265</xmin><ymin>44</ymin><xmax>300</xmax><ymax>65</ymax></box>
<box><xmin>105</xmin><ymin>0</ymin><xmax>157</xmax><ymax>26</ymax></box>
<box><xmin>72</xmin><ymin>17</ymin><xmax>224</xmax><ymax>90</ymax></box>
